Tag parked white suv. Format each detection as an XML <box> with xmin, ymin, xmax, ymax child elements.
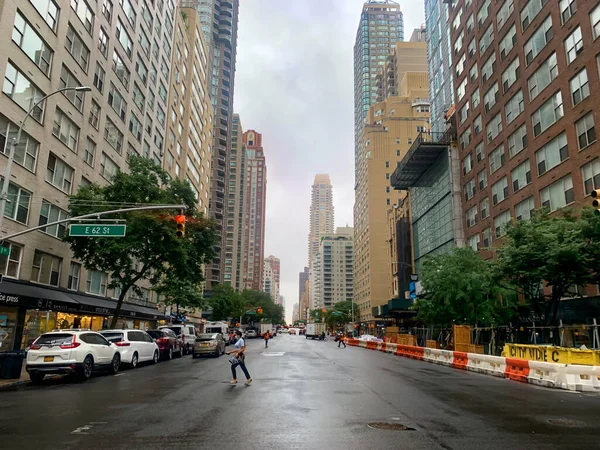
<box><xmin>26</xmin><ymin>330</ymin><xmax>121</xmax><ymax>384</ymax></box>
<box><xmin>159</xmin><ymin>324</ymin><xmax>197</xmax><ymax>354</ymax></box>
<box><xmin>100</xmin><ymin>329</ymin><xmax>159</xmax><ymax>368</ymax></box>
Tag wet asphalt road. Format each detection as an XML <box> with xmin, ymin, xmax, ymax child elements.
<box><xmin>1</xmin><ymin>334</ymin><xmax>599</xmax><ymax>450</ymax></box>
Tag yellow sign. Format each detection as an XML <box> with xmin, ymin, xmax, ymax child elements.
<box><xmin>502</xmin><ymin>344</ymin><xmax>600</xmax><ymax>366</ymax></box>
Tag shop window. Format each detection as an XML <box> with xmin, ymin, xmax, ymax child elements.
<box><xmin>0</xmin><ymin>242</ymin><xmax>22</xmax><ymax>278</ymax></box>
<box><xmin>31</xmin><ymin>250</ymin><xmax>62</xmax><ymax>286</ymax></box>
<box><xmin>0</xmin><ymin>307</ymin><xmax>18</xmax><ymax>351</ymax></box>
<box><xmin>21</xmin><ymin>310</ymin><xmax>59</xmax><ymax>350</ymax></box>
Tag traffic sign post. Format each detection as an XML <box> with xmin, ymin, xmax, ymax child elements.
<box><xmin>69</xmin><ymin>224</ymin><xmax>127</xmax><ymax>237</ymax></box>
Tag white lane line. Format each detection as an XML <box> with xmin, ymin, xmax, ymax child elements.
<box><xmin>71</xmin><ymin>422</ymin><xmax>107</xmax><ymax>435</ymax></box>
<box><xmin>261</xmin><ymin>352</ymin><xmax>285</xmax><ymax>356</ymax></box>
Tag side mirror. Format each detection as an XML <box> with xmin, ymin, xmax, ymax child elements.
<box><xmin>152</xmin><ymin>338</ymin><xmax>157</xmax><ymax>343</ymax></box>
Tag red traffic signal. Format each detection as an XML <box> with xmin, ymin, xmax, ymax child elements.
<box><xmin>257</xmin><ymin>308</ymin><xmax>263</xmax><ymax>314</ymax></box>
<box><xmin>175</xmin><ymin>215</ymin><xmax>185</xmax><ymax>238</ymax></box>
<box><xmin>321</xmin><ymin>309</ymin><xmax>326</xmax><ymax>313</ymax></box>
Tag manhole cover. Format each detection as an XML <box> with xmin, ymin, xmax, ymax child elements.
<box><xmin>547</xmin><ymin>419</ymin><xmax>586</xmax><ymax>428</ymax></box>
<box><xmin>367</xmin><ymin>422</ymin><xmax>415</xmax><ymax>431</ymax></box>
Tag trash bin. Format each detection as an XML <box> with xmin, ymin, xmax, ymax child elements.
<box><xmin>0</xmin><ymin>351</ymin><xmax>25</xmax><ymax>379</ymax></box>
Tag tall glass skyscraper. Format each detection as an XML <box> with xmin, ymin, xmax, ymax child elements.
<box><xmin>353</xmin><ymin>0</ymin><xmax>404</xmax><ymax>181</ymax></box>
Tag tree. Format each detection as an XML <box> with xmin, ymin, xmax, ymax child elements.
<box><xmin>415</xmin><ymin>247</ymin><xmax>511</xmax><ymax>326</ymax></box>
<box><xmin>64</xmin><ymin>156</ymin><xmax>217</xmax><ymax>328</ymax></box>
<box><xmin>205</xmin><ymin>284</ymin><xmax>238</xmax><ymax>321</ymax></box>
<box><xmin>154</xmin><ymin>277</ymin><xmax>206</xmax><ymax>317</ymax></box>
<box><xmin>497</xmin><ymin>209</ymin><xmax>591</xmax><ymax>325</ymax></box>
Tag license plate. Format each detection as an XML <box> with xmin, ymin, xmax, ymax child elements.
<box><xmin>201</xmin><ymin>343</ymin><xmax>209</xmax><ymax>347</ymax></box>
<box><xmin>43</xmin><ymin>356</ymin><xmax>54</xmax><ymax>362</ymax></box>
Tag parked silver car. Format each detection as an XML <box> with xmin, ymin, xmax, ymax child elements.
<box><xmin>192</xmin><ymin>333</ymin><xmax>226</xmax><ymax>357</ymax></box>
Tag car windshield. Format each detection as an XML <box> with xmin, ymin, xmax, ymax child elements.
<box><xmin>35</xmin><ymin>334</ymin><xmax>73</xmax><ymax>346</ymax></box>
<box><xmin>101</xmin><ymin>332</ymin><xmax>124</xmax><ymax>343</ymax></box>
<box><xmin>205</xmin><ymin>328</ymin><xmax>222</xmax><ymax>334</ymax></box>
<box><xmin>147</xmin><ymin>331</ymin><xmax>164</xmax><ymax>339</ymax></box>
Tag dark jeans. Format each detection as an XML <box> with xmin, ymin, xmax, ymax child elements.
<box><xmin>338</xmin><ymin>340</ymin><xmax>346</xmax><ymax>348</ymax></box>
<box><xmin>265</xmin><ymin>339</ymin><xmax>269</xmax><ymax>347</ymax></box>
<box><xmin>231</xmin><ymin>360</ymin><xmax>251</xmax><ymax>380</ymax></box>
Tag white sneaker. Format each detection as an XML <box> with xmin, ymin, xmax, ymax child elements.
<box><xmin>230</xmin><ymin>380</ymin><xmax>238</xmax><ymax>384</ymax></box>
<box><xmin>244</xmin><ymin>379</ymin><xmax>252</xmax><ymax>386</ymax></box>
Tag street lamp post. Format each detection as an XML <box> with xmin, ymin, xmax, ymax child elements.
<box><xmin>0</xmin><ymin>86</ymin><xmax>92</xmax><ymax>234</ymax></box>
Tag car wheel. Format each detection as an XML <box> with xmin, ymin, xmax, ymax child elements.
<box><xmin>152</xmin><ymin>350</ymin><xmax>159</xmax><ymax>364</ymax></box>
<box><xmin>29</xmin><ymin>372</ymin><xmax>45</xmax><ymax>385</ymax></box>
<box><xmin>79</xmin><ymin>356</ymin><xmax>94</xmax><ymax>381</ymax></box>
<box><xmin>168</xmin><ymin>347</ymin><xmax>173</xmax><ymax>360</ymax></box>
<box><xmin>110</xmin><ymin>353</ymin><xmax>121</xmax><ymax>374</ymax></box>
<box><xmin>214</xmin><ymin>348</ymin><xmax>220</xmax><ymax>358</ymax></box>
<box><xmin>131</xmin><ymin>352</ymin><xmax>139</xmax><ymax>369</ymax></box>
<box><xmin>192</xmin><ymin>353</ymin><xmax>196</xmax><ymax>359</ymax></box>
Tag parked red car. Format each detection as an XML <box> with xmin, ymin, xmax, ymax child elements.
<box><xmin>147</xmin><ymin>329</ymin><xmax>182</xmax><ymax>360</ymax></box>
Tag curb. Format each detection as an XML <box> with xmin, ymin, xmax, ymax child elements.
<box><xmin>0</xmin><ymin>379</ymin><xmax>31</xmax><ymax>391</ymax></box>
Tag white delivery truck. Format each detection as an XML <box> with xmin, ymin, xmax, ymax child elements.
<box><xmin>306</xmin><ymin>322</ymin><xmax>326</xmax><ymax>339</ymax></box>
<box><xmin>204</xmin><ymin>321</ymin><xmax>229</xmax><ymax>343</ymax></box>
<box><xmin>260</xmin><ymin>323</ymin><xmax>273</xmax><ymax>337</ymax></box>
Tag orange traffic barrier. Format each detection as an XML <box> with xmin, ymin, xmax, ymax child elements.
<box><xmin>504</xmin><ymin>358</ymin><xmax>530</xmax><ymax>383</ymax></box>
<box><xmin>366</xmin><ymin>341</ymin><xmax>378</xmax><ymax>350</ymax></box>
<box><xmin>452</xmin><ymin>351</ymin><xmax>468</xmax><ymax>370</ymax></box>
<box><xmin>347</xmin><ymin>338</ymin><xmax>359</xmax><ymax>346</ymax></box>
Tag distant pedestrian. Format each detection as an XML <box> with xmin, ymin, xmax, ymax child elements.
<box><xmin>338</xmin><ymin>333</ymin><xmax>346</xmax><ymax>348</ymax></box>
<box><xmin>264</xmin><ymin>330</ymin><xmax>270</xmax><ymax>348</ymax></box>
<box><xmin>226</xmin><ymin>330</ymin><xmax>252</xmax><ymax>385</ymax></box>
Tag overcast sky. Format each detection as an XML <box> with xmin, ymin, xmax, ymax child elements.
<box><xmin>234</xmin><ymin>0</ymin><xmax>425</xmax><ymax>323</ymax></box>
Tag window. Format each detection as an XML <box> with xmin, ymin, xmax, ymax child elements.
<box><xmin>98</xmin><ymin>27</ymin><xmax>109</xmax><ymax>57</ymax></box>
<box><xmin>559</xmin><ymin>0</ymin><xmax>576</xmax><ymax>24</ymax></box>
<box><xmin>508</xmin><ymin>124</ymin><xmax>528</xmax><ymax>158</ymax></box>
<box><xmin>158</xmin><ymin>83</ymin><xmax>167</xmax><ymax>103</ymax></box>
<box><xmin>489</xmin><ymin>145</ymin><xmax>505</xmax><ymax>174</ymax></box>
<box><xmin>12</xmin><ymin>11</ymin><xmax>53</xmax><ymax>76</ymax></box>
<box><xmin>466</xmin><ymin>13</ymin><xmax>474</xmax><ymax>34</ymax></box>
<box><xmin>565</xmin><ymin>26</ymin><xmax>583</xmax><ymax>65</ymax></box>
<box><xmin>31</xmin><ymin>0</ymin><xmax>60</xmax><ymax>31</ymax></box>
<box><xmin>3</xmin><ymin>63</ymin><xmax>45</xmax><ymax>121</ymax></box>
<box><xmin>100</xmin><ymin>152</ymin><xmax>118</xmax><ymax>179</ymax></box>
<box><xmin>132</xmin><ymin>83</ymin><xmax>145</xmax><ymax>112</ymax></box>
<box><xmin>497</xmin><ymin>0</ymin><xmax>514</xmax><ymax>30</ymax></box>
<box><xmin>472</xmin><ymin>88</ymin><xmax>480</xmax><ymax>109</ymax></box>
<box><xmin>138</xmin><ymin>28</ymin><xmax>151</xmax><ymax>57</ymax></box>
<box><xmin>52</xmin><ymin>109</ymin><xmax>80</xmax><ymax>153</ymax></box>
<box><xmin>474</xmin><ymin>115</ymin><xmax>482</xmax><ymax>135</ymax></box>
<box><xmin>463</xmin><ymin>153</ymin><xmax>473</xmax><ymax>175</ymax></box>
<box><xmin>486</xmin><ymin>114</ymin><xmax>502</xmax><ymax>143</ymax></box>
<box><xmin>467</xmin><ymin>38</ymin><xmax>476</xmax><ymax>59</ymax></box>
<box><xmin>88</xmin><ymin>100</ymin><xmax>100</xmax><ymax>129</ymax></box>
<box><xmin>0</xmin><ymin>115</ymin><xmax>39</xmax><ymax>171</ymax></box>
<box><xmin>469</xmin><ymin>63</ymin><xmax>478</xmax><ymax>83</ymax></box>
<box><xmin>67</xmin><ymin>262</ymin><xmax>81</xmax><ymax>290</ymax></box>
<box><xmin>532</xmin><ymin>92</ymin><xmax>564</xmax><ymax>137</ymax></box>
<box><xmin>476</xmin><ymin>142</ymin><xmax>484</xmax><ymax>162</ymax></box>
<box><xmin>466</xmin><ymin>205</ymin><xmax>478</xmax><ymax>228</ymax></box>
<box><xmin>499</xmin><ymin>25</ymin><xmax>517</xmax><ymax>60</ymax></box>
<box><xmin>31</xmin><ymin>250</ymin><xmax>61</xmax><ymax>286</ymax></box>
<box><xmin>528</xmin><ymin>53</ymin><xmax>558</xmax><ymax>100</ymax></box>
<box><xmin>65</xmin><ymin>24</ymin><xmax>90</xmax><ymax>70</ymax></box>
<box><xmin>454</xmin><ymin>30</ymin><xmax>464</xmax><ymax>56</ymax></box>
<box><xmin>582</xmin><ymin>159</ymin><xmax>600</xmax><ymax>196</ymax></box>
<box><xmin>469</xmin><ymin>234</ymin><xmax>481</xmax><ymax>251</ymax></box>
<box><xmin>478</xmin><ymin>169</ymin><xmax>487</xmax><ymax>190</ymax></box>
<box><xmin>536</xmin><ymin>132</ymin><xmax>568</xmax><ymax>175</ymax></box>
<box><xmin>39</xmin><ymin>200</ymin><xmax>68</xmax><ymax>238</ymax></box>
<box><xmin>494</xmin><ymin>211</ymin><xmax>511</xmax><ymax>237</ymax></box>
<box><xmin>481</xmin><ymin>53</ymin><xmax>496</xmax><ymax>83</ymax></box>
<box><xmin>483</xmin><ymin>227</ymin><xmax>492</xmax><ymax>247</ymax></box>
<box><xmin>84</xmin><ymin>137</ymin><xmax>95</xmax><ymax>166</ymax></box>
<box><xmin>59</xmin><ymin>66</ymin><xmax>84</xmax><ymax>111</ymax></box>
<box><xmin>452</xmin><ymin>6</ymin><xmax>463</xmax><ymax>31</ymax></box>
<box><xmin>93</xmin><ymin>63</ymin><xmax>105</xmax><ymax>92</ymax></box>
<box><xmin>121</xmin><ymin>0</ymin><xmax>136</xmax><ymax>27</ymax></box>
<box><xmin>102</xmin><ymin>0</ymin><xmax>113</xmax><ymax>22</ymax></box>
<box><xmin>141</xmin><ymin>0</ymin><xmax>153</xmax><ymax>29</ymax></box>
<box><xmin>570</xmin><ymin>69</ymin><xmax>589</xmax><ymax>106</ymax></box>
<box><xmin>1</xmin><ymin>180</ymin><xmax>30</xmax><ymax>224</ymax></box>
<box><xmin>524</xmin><ymin>16</ymin><xmax>553</xmax><ymax>65</ymax></box>
<box><xmin>521</xmin><ymin>0</ymin><xmax>546</xmax><ymax>30</ymax></box>
<box><xmin>541</xmin><ymin>175</ymin><xmax>574</xmax><ymax>211</ymax></box>
<box><xmin>492</xmin><ymin>177</ymin><xmax>509</xmax><ymax>205</ymax></box>
<box><xmin>116</xmin><ymin>19</ymin><xmax>133</xmax><ymax>58</ymax></box>
<box><xmin>465</xmin><ymin>178</ymin><xmax>476</xmax><ymax>201</ymax></box>
<box><xmin>484</xmin><ymin>83</ymin><xmax>499</xmax><ymax>112</ymax></box>
<box><xmin>477</xmin><ymin>0</ymin><xmax>491</xmax><ymax>28</ymax></box>
<box><xmin>86</xmin><ymin>269</ymin><xmax>107</xmax><ymax>295</ymax></box>
<box><xmin>505</xmin><ymin>90</ymin><xmax>524</xmax><ymax>125</ymax></box>
<box><xmin>511</xmin><ymin>160</ymin><xmax>532</xmax><ymax>192</ymax></box>
<box><xmin>112</xmin><ymin>50</ymin><xmax>130</xmax><ymax>88</ymax></box>
<box><xmin>136</xmin><ymin>57</ymin><xmax>148</xmax><ymax>85</ymax></box>
<box><xmin>576</xmin><ymin>113</ymin><xmax>596</xmax><ymax>150</ymax></box>
<box><xmin>456</xmin><ymin>54</ymin><xmax>466</xmax><ymax>77</ymax></box>
<box><xmin>501</xmin><ymin>58</ymin><xmax>519</xmax><ymax>93</ymax></box>
<box><xmin>460</xmin><ymin>127</ymin><xmax>472</xmax><ymax>150</ymax></box>
<box><xmin>71</xmin><ymin>0</ymin><xmax>94</xmax><ymax>34</ymax></box>
<box><xmin>480</xmin><ymin>197</ymin><xmax>489</xmax><ymax>219</ymax></box>
<box><xmin>593</xmin><ymin>4</ymin><xmax>600</xmax><ymax>39</ymax></box>
<box><xmin>460</xmin><ymin>101</ymin><xmax>470</xmax><ymax>125</ymax></box>
<box><xmin>479</xmin><ymin>24</ymin><xmax>494</xmax><ymax>54</ymax></box>
<box><xmin>46</xmin><ymin>154</ymin><xmax>73</xmax><ymax>193</ymax></box>
<box><xmin>457</xmin><ymin>78</ymin><xmax>467</xmax><ymax>101</ymax></box>
<box><xmin>515</xmin><ymin>197</ymin><xmax>535</xmax><ymax>221</ymax></box>
<box><xmin>108</xmin><ymin>83</ymin><xmax>127</xmax><ymax>120</ymax></box>
<box><xmin>0</xmin><ymin>241</ymin><xmax>21</xmax><ymax>278</ymax></box>
<box><xmin>104</xmin><ymin>118</ymin><xmax>123</xmax><ymax>153</ymax></box>
<box><xmin>129</xmin><ymin>113</ymin><xmax>142</xmax><ymax>142</ymax></box>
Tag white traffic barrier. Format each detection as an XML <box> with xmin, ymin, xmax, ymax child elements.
<box><xmin>527</xmin><ymin>361</ymin><xmax>566</xmax><ymax>388</ymax></box>
<box><xmin>425</xmin><ymin>348</ymin><xmax>454</xmax><ymax>366</ymax></box>
<box><xmin>385</xmin><ymin>342</ymin><xmax>397</xmax><ymax>354</ymax></box>
<box><xmin>423</xmin><ymin>348</ymin><xmax>436</xmax><ymax>363</ymax></box>
<box><xmin>359</xmin><ymin>340</ymin><xmax>367</xmax><ymax>349</ymax></box>
<box><xmin>466</xmin><ymin>353</ymin><xmax>506</xmax><ymax>378</ymax></box>
<box><xmin>557</xmin><ymin>365</ymin><xmax>600</xmax><ymax>392</ymax></box>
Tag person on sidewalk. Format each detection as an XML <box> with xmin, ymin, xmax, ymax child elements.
<box><xmin>338</xmin><ymin>333</ymin><xmax>347</xmax><ymax>348</ymax></box>
<box><xmin>226</xmin><ymin>330</ymin><xmax>252</xmax><ymax>385</ymax></box>
<box><xmin>264</xmin><ymin>330</ymin><xmax>270</xmax><ymax>348</ymax></box>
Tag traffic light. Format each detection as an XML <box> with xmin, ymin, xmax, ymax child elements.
<box><xmin>257</xmin><ymin>308</ymin><xmax>263</xmax><ymax>314</ymax></box>
<box><xmin>592</xmin><ymin>190</ymin><xmax>600</xmax><ymax>216</ymax></box>
<box><xmin>321</xmin><ymin>309</ymin><xmax>326</xmax><ymax>313</ymax></box>
<box><xmin>175</xmin><ymin>214</ymin><xmax>185</xmax><ymax>238</ymax></box>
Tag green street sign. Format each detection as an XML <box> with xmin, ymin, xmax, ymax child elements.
<box><xmin>0</xmin><ymin>246</ymin><xmax>10</xmax><ymax>256</ymax></box>
<box><xmin>69</xmin><ymin>224</ymin><xmax>127</xmax><ymax>237</ymax></box>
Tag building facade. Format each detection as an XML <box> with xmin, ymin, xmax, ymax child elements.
<box><xmin>308</xmin><ymin>174</ymin><xmax>334</xmax><ymax>272</ymax></box>
<box><xmin>316</xmin><ymin>227</ymin><xmax>354</xmax><ymax>309</ymax></box>
<box><xmin>354</xmin><ymin>44</ymin><xmax>430</xmax><ymax>324</ymax></box>
<box><xmin>196</xmin><ymin>0</ymin><xmax>239</xmax><ymax>290</ymax></box>
<box><xmin>241</xmin><ymin>130</ymin><xmax>267</xmax><ymax>291</ymax></box>
<box><xmin>449</xmin><ymin>0</ymin><xmax>600</xmax><ymax>273</ymax></box>
<box><xmin>0</xmin><ymin>0</ymin><xmax>183</xmax><ymax>351</ymax></box>
<box><xmin>298</xmin><ymin>265</ymin><xmax>309</xmax><ymax>312</ymax></box>
<box><xmin>354</xmin><ymin>0</ymin><xmax>404</xmax><ymax>181</ymax></box>
<box><xmin>263</xmin><ymin>255</ymin><xmax>280</xmax><ymax>303</ymax></box>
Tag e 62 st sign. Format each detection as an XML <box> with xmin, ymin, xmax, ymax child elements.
<box><xmin>69</xmin><ymin>224</ymin><xmax>127</xmax><ymax>237</ymax></box>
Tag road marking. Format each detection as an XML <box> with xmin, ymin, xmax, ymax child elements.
<box><xmin>71</xmin><ymin>422</ymin><xmax>107</xmax><ymax>435</ymax></box>
<box><xmin>261</xmin><ymin>352</ymin><xmax>285</xmax><ymax>356</ymax></box>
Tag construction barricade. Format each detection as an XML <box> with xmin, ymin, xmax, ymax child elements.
<box><xmin>465</xmin><ymin>353</ymin><xmax>506</xmax><ymax>378</ymax></box>
<box><xmin>557</xmin><ymin>365</ymin><xmax>600</xmax><ymax>392</ymax></box>
<box><xmin>527</xmin><ymin>361</ymin><xmax>566</xmax><ymax>389</ymax></box>
<box><xmin>504</xmin><ymin>358</ymin><xmax>530</xmax><ymax>383</ymax></box>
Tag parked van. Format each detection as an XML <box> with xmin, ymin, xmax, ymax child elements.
<box><xmin>159</xmin><ymin>324</ymin><xmax>197</xmax><ymax>355</ymax></box>
<box><xmin>204</xmin><ymin>321</ymin><xmax>230</xmax><ymax>344</ymax></box>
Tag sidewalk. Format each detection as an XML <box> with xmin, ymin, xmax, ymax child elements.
<box><xmin>0</xmin><ymin>365</ymin><xmax>31</xmax><ymax>391</ymax></box>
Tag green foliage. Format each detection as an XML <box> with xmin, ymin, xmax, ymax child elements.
<box><xmin>64</xmin><ymin>156</ymin><xmax>217</xmax><ymax>327</ymax></box>
<box><xmin>415</xmin><ymin>247</ymin><xmax>513</xmax><ymax>326</ymax></box>
<box><xmin>207</xmin><ymin>285</ymin><xmax>284</xmax><ymax>322</ymax></box>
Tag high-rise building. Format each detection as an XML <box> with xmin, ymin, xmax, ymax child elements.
<box><xmin>242</xmin><ymin>130</ymin><xmax>267</xmax><ymax>291</ymax></box>
<box><xmin>354</xmin><ymin>42</ymin><xmax>430</xmax><ymax>325</ymax></box>
<box><xmin>298</xmin><ymin>266</ymin><xmax>309</xmax><ymax>312</ymax></box>
<box><xmin>0</xmin><ymin>0</ymin><xmax>182</xmax><ymax>350</ymax></box>
<box><xmin>308</xmin><ymin>174</ymin><xmax>334</xmax><ymax>269</ymax></box>
<box><xmin>226</xmin><ymin>113</ymin><xmax>247</xmax><ymax>290</ymax></box>
<box><xmin>263</xmin><ymin>255</ymin><xmax>280</xmax><ymax>303</ymax></box>
<box><xmin>196</xmin><ymin>0</ymin><xmax>240</xmax><ymax>290</ymax></box>
<box><xmin>448</xmin><ymin>0</ymin><xmax>600</xmax><ymax>268</ymax></box>
<box><xmin>292</xmin><ymin>303</ymin><xmax>300</xmax><ymax>323</ymax></box>
<box><xmin>263</xmin><ymin>260</ymin><xmax>273</xmax><ymax>300</ymax></box>
<box><xmin>309</xmin><ymin>252</ymin><xmax>321</xmax><ymax>310</ymax></box>
<box><xmin>312</xmin><ymin>227</ymin><xmax>354</xmax><ymax>309</ymax></box>
<box><xmin>354</xmin><ymin>0</ymin><xmax>404</xmax><ymax>180</ymax></box>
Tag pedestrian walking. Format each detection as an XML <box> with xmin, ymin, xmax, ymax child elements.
<box><xmin>264</xmin><ymin>330</ymin><xmax>270</xmax><ymax>348</ymax></box>
<box><xmin>338</xmin><ymin>333</ymin><xmax>347</xmax><ymax>348</ymax></box>
<box><xmin>226</xmin><ymin>330</ymin><xmax>252</xmax><ymax>385</ymax></box>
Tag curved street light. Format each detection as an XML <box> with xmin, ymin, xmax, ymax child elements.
<box><xmin>0</xmin><ymin>86</ymin><xmax>92</xmax><ymax>233</ymax></box>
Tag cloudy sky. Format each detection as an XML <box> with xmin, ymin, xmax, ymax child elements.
<box><xmin>234</xmin><ymin>0</ymin><xmax>425</xmax><ymax>323</ymax></box>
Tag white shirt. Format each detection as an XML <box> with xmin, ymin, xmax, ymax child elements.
<box><xmin>235</xmin><ymin>338</ymin><xmax>245</xmax><ymax>350</ymax></box>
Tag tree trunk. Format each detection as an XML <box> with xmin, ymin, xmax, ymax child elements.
<box><xmin>110</xmin><ymin>286</ymin><xmax>132</xmax><ymax>329</ymax></box>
